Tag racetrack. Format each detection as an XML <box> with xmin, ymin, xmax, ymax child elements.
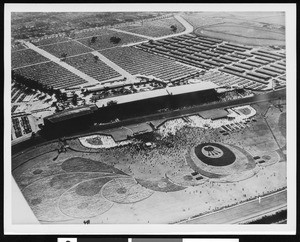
<box><xmin>194</xmin><ymin>23</ymin><xmax>285</xmax><ymax>46</ymax></box>
<box><xmin>181</xmin><ymin>189</ymin><xmax>287</xmax><ymax>224</ymax></box>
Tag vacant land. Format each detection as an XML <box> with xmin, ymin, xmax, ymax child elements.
<box><xmin>187</xmin><ymin>11</ymin><xmax>285</xmax><ymax>46</ymax></box>
<box><xmin>118</xmin><ymin>17</ymin><xmax>185</xmax><ymax>37</ymax></box>
<box><xmin>195</xmin><ymin>24</ymin><xmax>285</xmax><ymax>46</ymax></box>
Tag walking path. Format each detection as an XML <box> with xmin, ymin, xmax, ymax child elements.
<box><xmin>20</xmin><ymin>41</ymin><xmax>100</xmax><ymax>86</ymax></box>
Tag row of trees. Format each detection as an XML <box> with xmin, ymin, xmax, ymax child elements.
<box><xmin>87</xmin><ymin>35</ymin><xmax>122</xmax><ymax>45</ymax></box>
<box><xmin>12</xmin><ymin>70</ymin><xmax>68</xmax><ymax>102</ymax></box>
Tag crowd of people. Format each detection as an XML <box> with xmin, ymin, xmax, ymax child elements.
<box><xmin>157</xmin><ymin>105</ymin><xmax>256</xmax><ymax>138</ymax></box>
<box><xmin>79</xmin><ymin>134</ymin><xmax>132</xmax><ymax>149</ymax></box>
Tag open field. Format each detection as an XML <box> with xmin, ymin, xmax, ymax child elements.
<box><xmin>12</xmin><ymin>101</ymin><xmax>286</xmax><ymax>223</ymax></box>
<box><xmin>117</xmin><ymin>17</ymin><xmax>186</xmax><ymax>37</ymax></box>
<box><xmin>182</xmin><ymin>12</ymin><xmax>225</xmax><ymax>28</ymax></box>
<box><xmin>184</xmin><ymin>11</ymin><xmax>285</xmax><ymax>46</ymax></box>
<box><xmin>183</xmin><ymin>11</ymin><xmax>285</xmax><ymax>27</ymax></box>
<box><xmin>196</xmin><ymin>24</ymin><xmax>285</xmax><ymax>46</ymax></box>
<box><xmin>200</xmin><ymin>24</ymin><xmax>284</xmax><ymax>39</ymax></box>
<box><xmin>226</xmin><ymin>12</ymin><xmax>285</xmax><ymax>25</ymax></box>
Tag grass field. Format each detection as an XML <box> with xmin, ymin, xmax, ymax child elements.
<box><xmin>118</xmin><ymin>17</ymin><xmax>185</xmax><ymax>37</ymax></box>
<box><xmin>195</xmin><ymin>23</ymin><xmax>285</xmax><ymax>46</ymax></box>
<box><xmin>189</xmin><ymin>11</ymin><xmax>285</xmax><ymax>46</ymax></box>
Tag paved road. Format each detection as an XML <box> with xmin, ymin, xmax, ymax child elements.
<box><xmin>172</xmin><ymin>15</ymin><xmax>194</xmax><ymax>36</ymax></box>
<box><xmin>181</xmin><ymin>189</ymin><xmax>287</xmax><ymax>224</ymax></box>
<box><xmin>121</xmin><ymin>14</ymin><xmax>194</xmax><ymax>47</ymax></box>
<box><xmin>91</xmin><ymin>51</ymin><xmax>134</xmax><ymax>79</ymax></box>
<box><xmin>110</xmin><ymin>28</ymin><xmax>154</xmax><ymax>40</ymax></box>
<box><xmin>21</xmin><ymin>41</ymin><xmax>100</xmax><ymax>86</ymax></box>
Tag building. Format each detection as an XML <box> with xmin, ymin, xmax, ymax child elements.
<box><xmin>42</xmin><ymin>82</ymin><xmax>224</xmax><ymax>138</ymax></box>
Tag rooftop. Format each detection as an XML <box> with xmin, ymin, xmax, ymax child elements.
<box><xmin>96</xmin><ymin>81</ymin><xmax>218</xmax><ymax>108</ymax></box>
<box><xmin>45</xmin><ymin>104</ymin><xmax>97</xmax><ymax>123</ymax></box>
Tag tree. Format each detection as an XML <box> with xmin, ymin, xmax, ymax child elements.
<box><xmin>48</xmin><ymin>86</ymin><xmax>55</xmax><ymax>96</ymax></box>
<box><xmin>170</xmin><ymin>25</ymin><xmax>177</xmax><ymax>32</ymax></box>
<box><xmin>72</xmin><ymin>93</ymin><xmax>79</xmax><ymax>106</ymax></box>
<box><xmin>110</xmin><ymin>36</ymin><xmax>121</xmax><ymax>44</ymax></box>
<box><xmin>60</xmin><ymin>53</ymin><xmax>68</xmax><ymax>61</ymax></box>
<box><xmin>107</xmin><ymin>100</ymin><xmax>118</xmax><ymax>106</ymax></box>
<box><xmin>61</xmin><ymin>92</ymin><xmax>68</xmax><ymax>102</ymax></box>
<box><xmin>90</xmin><ymin>36</ymin><xmax>97</xmax><ymax>43</ymax></box>
<box><xmin>55</xmin><ymin>89</ymin><xmax>62</xmax><ymax>101</ymax></box>
<box><xmin>31</xmin><ymin>132</ymin><xmax>36</xmax><ymax>139</ymax></box>
<box><xmin>93</xmin><ymin>55</ymin><xmax>99</xmax><ymax>62</ymax></box>
<box><xmin>51</xmin><ymin>101</ymin><xmax>57</xmax><ymax>107</ymax></box>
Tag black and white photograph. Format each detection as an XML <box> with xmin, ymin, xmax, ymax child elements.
<box><xmin>4</xmin><ymin>3</ymin><xmax>296</xmax><ymax>235</ymax></box>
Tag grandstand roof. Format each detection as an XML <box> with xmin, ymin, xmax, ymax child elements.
<box><xmin>96</xmin><ymin>82</ymin><xmax>218</xmax><ymax>108</ymax></box>
<box><xmin>199</xmin><ymin>109</ymin><xmax>229</xmax><ymax>120</ymax></box>
<box><xmin>45</xmin><ymin>105</ymin><xmax>97</xmax><ymax>123</ymax></box>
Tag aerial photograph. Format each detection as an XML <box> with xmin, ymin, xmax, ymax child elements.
<box><xmin>9</xmin><ymin>9</ymin><xmax>287</xmax><ymax>225</ymax></box>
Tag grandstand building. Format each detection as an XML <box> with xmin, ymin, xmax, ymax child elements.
<box><xmin>43</xmin><ymin>82</ymin><xmax>221</xmax><ymax>137</ymax></box>
<box><xmin>43</xmin><ymin>104</ymin><xmax>98</xmax><ymax>136</ymax></box>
